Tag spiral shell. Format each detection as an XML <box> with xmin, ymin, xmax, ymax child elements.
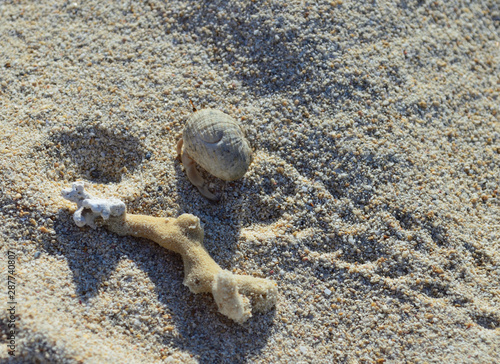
<box><xmin>182</xmin><ymin>109</ymin><xmax>252</xmax><ymax>181</ymax></box>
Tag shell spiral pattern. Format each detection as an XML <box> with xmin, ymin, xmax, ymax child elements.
<box><xmin>177</xmin><ymin>109</ymin><xmax>253</xmax><ymax>201</ymax></box>
<box><xmin>182</xmin><ymin>109</ymin><xmax>252</xmax><ymax>181</ymax></box>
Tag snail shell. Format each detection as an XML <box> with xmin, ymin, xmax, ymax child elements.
<box><xmin>182</xmin><ymin>109</ymin><xmax>252</xmax><ymax>181</ymax></box>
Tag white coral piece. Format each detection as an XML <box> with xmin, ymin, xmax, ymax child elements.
<box><xmin>61</xmin><ymin>182</ymin><xmax>126</xmax><ymax>228</ymax></box>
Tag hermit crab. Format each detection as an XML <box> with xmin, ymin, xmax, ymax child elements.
<box><xmin>177</xmin><ymin>109</ymin><xmax>253</xmax><ymax>201</ymax></box>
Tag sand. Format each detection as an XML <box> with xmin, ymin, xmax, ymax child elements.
<box><xmin>0</xmin><ymin>0</ymin><xmax>499</xmax><ymax>363</ymax></box>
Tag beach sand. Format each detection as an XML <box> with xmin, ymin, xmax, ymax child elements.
<box><xmin>0</xmin><ymin>0</ymin><xmax>499</xmax><ymax>362</ymax></box>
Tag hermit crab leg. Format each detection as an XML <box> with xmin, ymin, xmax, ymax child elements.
<box><xmin>177</xmin><ymin>138</ymin><xmax>220</xmax><ymax>201</ymax></box>
<box><xmin>176</xmin><ymin>138</ymin><xmax>183</xmax><ymax>156</ymax></box>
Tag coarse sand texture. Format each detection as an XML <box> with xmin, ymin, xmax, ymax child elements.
<box><xmin>0</xmin><ymin>0</ymin><xmax>499</xmax><ymax>363</ymax></box>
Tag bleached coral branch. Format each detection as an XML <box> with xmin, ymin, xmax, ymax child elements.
<box><xmin>61</xmin><ymin>181</ymin><xmax>126</xmax><ymax>228</ymax></box>
<box><xmin>61</xmin><ymin>182</ymin><xmax>277</xmax><ymax>323</ymax></box>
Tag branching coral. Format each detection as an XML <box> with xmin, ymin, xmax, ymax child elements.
<box><xmin>61</xmin><ymin>181</ymin><xmax>126</xmax><ymax>228</ymax></box>
<box><xmin>61</xmin><ymin>182</ymin><xmax>277</xmax><ymax>324</ymax></box>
